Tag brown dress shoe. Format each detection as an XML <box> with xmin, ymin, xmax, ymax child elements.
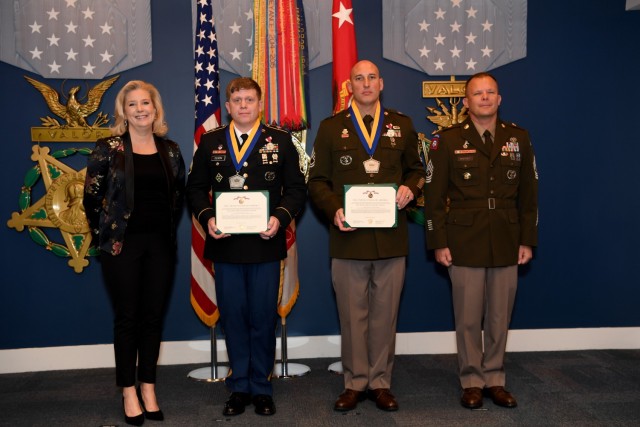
<box><xmin>334</xmin><ymin>389</ymin><xmax>365</xmax><ymax>411</ymax></box>
<box><xmin>485</xmin><ymin>386</ymin><xmax>517</xmax><ymax>408</ymax></box>
<box><xmin>461</xmin><ymin>387</ymin><xmax>483</xmax><ymax>409</ymax></box>
<box><xmin>368</xmin><ymin>388</ymin><xmax>399</xmax><ymax>411</ymax></box>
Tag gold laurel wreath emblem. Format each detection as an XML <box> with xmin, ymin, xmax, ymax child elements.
<box><xmin>7</xmin><ymin>146</ymin><xmax>97</xmax><ymax>273</ymax></box>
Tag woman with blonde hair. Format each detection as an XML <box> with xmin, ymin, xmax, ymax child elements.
<box><xmin>84</xmin><ymin>80</ymin><xmax>185</xmax><ymax>425</ymax></box>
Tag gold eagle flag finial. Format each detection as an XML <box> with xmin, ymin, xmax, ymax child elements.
<box><xmin>24</xmin><ymin>75</ymin><xmax>119</xmax><ymax>129</ymax></box>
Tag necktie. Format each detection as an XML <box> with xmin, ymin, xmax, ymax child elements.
<box><xmin>363</xmin><ymin>115</ymin><xmax>374</xmax><ymax>133</ymax></box>
<box><xmin>483</xmin><ymin>130</ymin><xmax>493</xmax><ymax>146</ymax></box>
<box><xmin>240</xmin><ymin>133</ymin><xmax>248</xmax><ymax>146</ymax></box>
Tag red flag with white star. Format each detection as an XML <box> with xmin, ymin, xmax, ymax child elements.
<box><xmin>332</xmin><ymin>0</ymin><xmax>358</xmax><ymax>114</ymax></box>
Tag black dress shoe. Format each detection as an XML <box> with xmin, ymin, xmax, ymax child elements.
<box><xmin>461</xmin><ymin>387</ymin><xmax>483</xmax><ymax>409</ymax></box>
<box><xmin>253</xmin><ymin>394</ymin><xmax>276</xmax><ymax>416</ymax></box>
<box><xmin>137</xmin><ymin>385</ymin><xmax>164</xmax><ymax>421</ymax></box>
<box><xmin>484</xmin><ymin>386</ymin><xmax>517</xmax><ymax>408</ymax></box>
<box><xmin>223</xmin><ymin>392</ymin><xmax>252</xmax><ymax>416</ymax></box>
<box><xmin>122</xmin><ymin>397</ymin><xmax>145</xmax><ymax>426</ymax></box>
<box><xmin>367</xmin><ymin>388</ymin><xmax>399</xmax><ymax>411</ymax></box>
<box><xmin>334</xmin><ymin>389</ymin><xmax>366</xmax><ymax>412</ymax></box>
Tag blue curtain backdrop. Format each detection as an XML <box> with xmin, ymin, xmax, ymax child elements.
<box><xmin>1</xmin><ymin>0</ymin><xmax>639</xmax><ymax>349</ymax></box>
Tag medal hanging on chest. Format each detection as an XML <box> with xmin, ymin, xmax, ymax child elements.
<box><xmin>225</xmin><ymin>123</ymin><xmax>261</xmax><ymax>189</ymax></box>
<box><xmin>349</xmin><ymin>103</ymin><xmax>384</xmax><ymax>174</ymax></box>
<box><xmin>363</xmin><ymin>158</ymin><xmax>380</xmax><ymax>173</ymax></box>
<box><xmin>228</xmin><ymin>174</ymin><xmax>245</xmax><ymax>189</ymax></box>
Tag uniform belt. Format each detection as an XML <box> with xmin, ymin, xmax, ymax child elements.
<box><xmin>449</xmin><ymin>198</ymin><xmax>516</xmax><ymax>210</ymax></box>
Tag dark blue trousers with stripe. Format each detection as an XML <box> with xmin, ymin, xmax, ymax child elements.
<box><xmin>214</xmin><ymin>261</ymin><xmax>280</xmax><ymax>396</ymax></box>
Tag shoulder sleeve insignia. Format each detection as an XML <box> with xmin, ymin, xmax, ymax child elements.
<box><xmin>430</xmin><ymin>134</ymin><xmax>440</xmax><ymax>150</ymax></box>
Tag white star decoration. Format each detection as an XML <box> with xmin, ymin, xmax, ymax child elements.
<box><xmin>229</xmin><ymin>22</ymin><xmax>241</xmax><ymax>34</ymax></box>
<box><xmin>83</xmin><ymin>62</ymin><xmax>95</xmax><ymax>74</ymax></box>
<box><xmin>65</xmin><ymin>21</ymin><xmax>77</xmax><ymax>33</ymax></box>
<box><xmin>48</xmin><ymin>61</ymin><xmax>61</xmax><ymax>73</ymax></box>
<box><xmin>465</xmin><ymin>32</ymin><xmax>477</xmax><ymax>44</ymax></box>
<box><xmin>47</xmin><ymin>8</ymin><xmax>59</xmax><ymax>20</ymax></box>
<box><xmin>29</xmin><ymin>21</ymin><xmax>42</xmax><ymax>33</ymax></box>
<box><xmin>65</xmin><ymin>48</ymin><xmax>78</xmax><ymax>61</ymax></box>
<box><xmin>100</xmin><ymin>22</ymin><xmax>113</xmax><ymax>34</ymax></box>
<box><xmin>332</xmin><ymin>1</ymin><xmax>354</xmax><ymax>28</ymax></box>
<box><xmin>20</xmin><ymin>1</ymin><xmax>135</xmax><ymax>77</ymax></box>
<box><xmin>30</xmin><ymin>47</ymin><xmax>43</xmax><ymax>59</ymax></box>
<box><xmin>47</xmin><ymin>34</ymin><xmax>60</xmax><ymax>46</ymax></box>
<box><xmin>100</xmin><ymin>50</ymin><xmax>113</xmax><ymax>63</ymax></box>
<box><xmin>82</xmin><ymin>7</ymin><xmax>95</xmax><ymax>20</ymax></box>
<box><xmin>230</xmin><ymin>48</ymin><xmax>242</xmax><ymax>61</ymax></box>
<box><xmin>412</xmin><ymin>2</ymin><xmax>497</xmax><ymax>74</ymax></box>
<box><xmin>83</xmin><ymin>35</ymin><xmax>95</xmax><ymax>47</ymax></box>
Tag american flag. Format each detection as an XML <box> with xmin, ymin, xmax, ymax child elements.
<box><xmin>191</xmin><ymin>0</ymin><xmax>221</xmax><ymax>328</ymax></box>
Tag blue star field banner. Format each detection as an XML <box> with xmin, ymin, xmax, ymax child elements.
<box><xmin>383</xmin><ymin>0</ymin><xmax>527</xmax><ymax>76</ymax></box>
<box><xmin>0</xmin><ymin>0</ymin><xmax>151</xmax><ymax>79</ymax></box>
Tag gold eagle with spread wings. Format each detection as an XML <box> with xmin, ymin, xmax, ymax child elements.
<box><xmin>426</xmin><ymin>97</ymin><xmax>468</xmax><ymax>134</ymax></box>
<box><xmin>24</xmin><ymin>75</ymin><xmax>119</xmax><ymax>128</ymax></box>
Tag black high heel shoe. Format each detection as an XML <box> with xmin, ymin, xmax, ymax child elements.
<box><xmin>137</xmin><ymin>385</ymin><xmax>164</xmax><ymax>421</ymax></box>
<box><xmin>122</xmin><ymin>396</ymin><xmax>144</xmax><ymax>426</ymax></box>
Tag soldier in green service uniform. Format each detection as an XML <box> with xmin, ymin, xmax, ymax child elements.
<box><xmin>309</xmin><ymin>60</ymin><xmax>425</xmax><ymax>413</ymax></box>
<box><xmin>425</xmin><ymin>72</ymin><xmax>538</xmax><ymax>410</ymax></box>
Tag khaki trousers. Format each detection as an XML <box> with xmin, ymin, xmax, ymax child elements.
<box><xmin>449</xmin><ymin>265</ymin><xmax>517</xmax><ymax>389</ymax></box>
<box><xmin>332</xmin><ymin>257</ymin><xmax>405</xmax><ymax>391</ymax></box>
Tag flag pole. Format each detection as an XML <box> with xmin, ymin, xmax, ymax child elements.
<box><xmin>187</xmin><ymin>324</ymin><xmax>229</xmax><ymax>382</ymax></box>
<box><xmin>324</xmin><ymin>0</ymin><xmax>357</xmax><ymax>378</ymax></box>
<box><xmin>274</xmin><ymin>316</ymin><xmax>310</xmax><ymax>378</ymax></box>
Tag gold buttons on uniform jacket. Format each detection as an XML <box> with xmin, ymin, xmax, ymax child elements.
<box><xmin>463</xmin><ymin>172</ymin><xmax>471</xmax><ymax>180</ymax></box>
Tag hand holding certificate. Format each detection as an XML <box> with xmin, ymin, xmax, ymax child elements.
<box><xmin>215</xmin><ymin>191</ymin><xmax>269</xmax><ymax>234</ymax></box>
<box><xmin>343</xmin><ymin>184</ymin><xmax>398</xmax><ymax>228</ymax></box>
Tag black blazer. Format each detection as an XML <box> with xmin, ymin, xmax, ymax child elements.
<box><xmin>84</xmin><ymin>133</ymin><xmax>186</xmax><ymax>255</ymax></box>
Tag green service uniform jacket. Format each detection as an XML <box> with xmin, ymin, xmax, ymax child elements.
<box><xmin>424</xmin><ymin>117</ymin><xmax>538</xmax><ymax>267</ymax></box>
<box><xmin>308</xmin><ymin>108</ymin><xmax>425</xmax><ymax>260</ymax></box>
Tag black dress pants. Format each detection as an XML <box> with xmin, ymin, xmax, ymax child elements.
<box><xmin>101</xmin><ymin>232</ymin><xmax>175</xmax><ymax>387</ymax></box>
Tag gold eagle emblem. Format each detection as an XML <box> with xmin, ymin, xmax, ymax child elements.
<box><xmin>426</xmin><ymin>97</ymin><xmax>468</xmax><ymax>134</ymax></box>
<box><xmin>24</xmin><ymin>75</ymin><xmax>119</xmax><ymax>128</ymax></box>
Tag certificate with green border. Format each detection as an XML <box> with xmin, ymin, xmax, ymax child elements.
<box><xmin>343</xmin><ymin>184</ymin><xmax>398</xmax><ymax>228</ymax></box>
<box><xmin>214</xmin><ymin>191</ymin><xmax>269</xmax><ymax>234</ymax></box>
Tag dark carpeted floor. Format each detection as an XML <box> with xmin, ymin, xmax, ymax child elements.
<box><xmin>1</xmin><ymin>350</ymin><xmax>639</xmax><ymax>426</ymax></box>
